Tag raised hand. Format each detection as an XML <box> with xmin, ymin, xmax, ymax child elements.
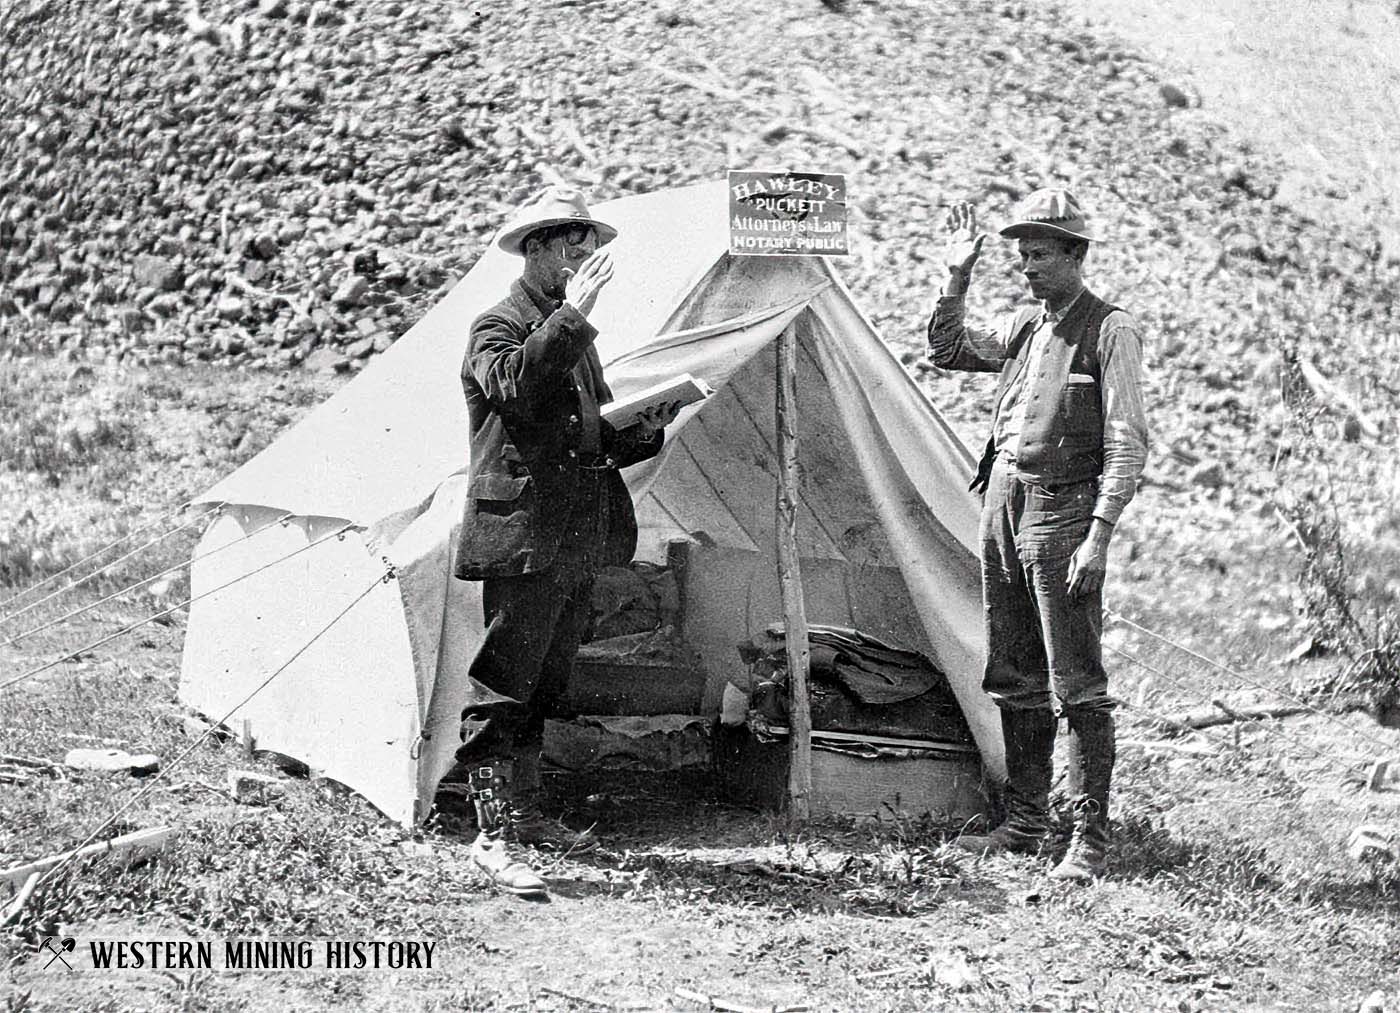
<box><xmin>564</xmin><ymin>248</ymin><xmax>614</xmax><ymax>318</ymax></box>
<box><xmin>943</xmin><ymin>201</ymin><xmax>986</xmax><ymax>279</ymax></box>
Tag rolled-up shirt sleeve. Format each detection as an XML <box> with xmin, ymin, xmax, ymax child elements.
<box><xmin>926</xmin><ymin>293</ymin><xmax>1008</xmax><ymax>373</ymax></box>
<box><xmin>1095</xmin><ymin>311</ymin><xmax>1149</xmax><ymax>525</ymax></box>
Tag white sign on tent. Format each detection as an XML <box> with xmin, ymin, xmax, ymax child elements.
<box><xmin>727</xmin><ymin>169</ymin><xmax>850</xmax><ymax>258</ymax></box>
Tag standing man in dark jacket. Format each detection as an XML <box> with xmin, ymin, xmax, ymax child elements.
<box><xmin>454</xmin><ymin>186</ymin><xmax>679</xmax><ymax>896</ymax></box>
<box><xmin>927</xmin><ymin>189</ymin><xmax>1148</xmax><ymax>881</ymax></box>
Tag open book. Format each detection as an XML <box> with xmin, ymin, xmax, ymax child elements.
<box><xmin>601</xmin><ymin>373</ymin><xmax>715</xmax><ymax>429</ymax></box>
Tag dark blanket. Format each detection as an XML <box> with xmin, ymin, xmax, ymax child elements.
<box><xmin>763</xmin><ymin>623</ymin><xmax>941</xmax><ymax>705</ymax></box>
<box><xmin>751</xmin><ymin>624</ymin><xmax>973</xmax><ymax>744</ymax></box>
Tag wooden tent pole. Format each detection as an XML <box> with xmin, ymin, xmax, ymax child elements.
<box><xmin>775</xmin><ymin>320</ymin><xmax>812</xmax><ymax>821</ymax></box>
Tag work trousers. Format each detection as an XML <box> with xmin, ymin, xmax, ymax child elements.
<box><xmin>979</xmin><ymin>454</ymin><xmax>1113</xmax><ymax>715</ymax></box>
<box><xmin>455</xmin><ymin>567</ymin><xmax>596</xmax><ymax>767</ymax></box>
<box><xmin>456</xmin><ymin>468</ymin><xmax>610</xmax><ymax>769</ymax></box>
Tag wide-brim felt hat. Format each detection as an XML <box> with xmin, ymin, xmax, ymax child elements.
<box><xmin>998</xmin><ymin>187</ymin><xmax>1102</xmax><ymax>243</ymax></box>
<box><xmin>494</xmin><ymin>185</ymin><xmax>619</xmax><ymax>256</ymax></box>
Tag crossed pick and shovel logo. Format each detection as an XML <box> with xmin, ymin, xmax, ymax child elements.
<box><xmin>40</xmin><ymin>937</ymin><xmax>75</xmax><ymax>971</ymax></box>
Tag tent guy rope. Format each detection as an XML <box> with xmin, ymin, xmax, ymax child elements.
<box><xmin>19</xmin><ymin>568</ymin><xmax>394</xmax><ymax>903</ymax></box>
<box><xmin>0</xmin><ymin>499</ymin><xmax>200</xmax><ymax>616</ymax></box>
<box><xmin>0</xmin><ymin>503</ymin><xmax>223</xmax><ymax>629</ymax></box>
<box><xmin>0</xmin><ymin>523</ymin><xmax>357</xmax><ymax>693</ymax></box>
<box><xmin>1105</xmin><ymin>641</ymin><xmax>1370</xmax><ymax>778</ymax></box>
<box><xmin>4</xmin><ymin>511</ymin><xmax>293</xmax><ymax>646</ymax></box>
<box><xmin>1106</xmin><ymin>608</ymin><xmax>1398</xmax><ymax>754</ymax></box>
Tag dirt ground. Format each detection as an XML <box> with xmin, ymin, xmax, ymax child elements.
<box><xmin>3</xmin><ymin>720</ymin><xmax>1399</xmax><ymax>1013</ymax></box>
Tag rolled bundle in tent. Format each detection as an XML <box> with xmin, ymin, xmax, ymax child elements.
<box><xmin>178</xmin><ymin>181</ymin><xmax>1001</xmax><ymax>824</ymax></box>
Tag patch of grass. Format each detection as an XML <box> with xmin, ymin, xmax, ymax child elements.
<box><xmin>1267</xmin><ymin>312</ymin><xmax>1400</xmax><ymax>720</ymax></box>
<box><xmin>1114</xmin><ymin>811</ymin><xmax>1283</xmax><ymax>902</ymax></box>
<box><xmin>0</xmin><ymin>360</ymin><xmax>142</xmax><ymax>482</ymax></box>
<box><xmin>0</xmin><ymin>661</ymin><xmax>481</xmax><ymax>955</ymax></box>
<box><xmin>0</xmin><ymin>359</ymin><xmax>157</xmax><ymax>589</ymax></box>
<box><xmin>1</xmin><ymin>993</ymin><xmax>35</xmax><ymax>1013</ymax></box>
<box><xmin>0</xmin><ymin>359</ymin><xmax>181</xmax><ymax>594</ymax></box>
<box><xmin>4</xmin><ymin>796</ymin><xmax>486</xmax><ymax>952</ymax></box>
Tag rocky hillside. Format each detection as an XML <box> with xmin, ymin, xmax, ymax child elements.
<box><xmin>2</xmin><ymin>0</ymin><xmax>1397</xmax><ymax>595</ymax></box>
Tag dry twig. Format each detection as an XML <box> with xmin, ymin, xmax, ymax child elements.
<box><xmin>536</xmin><ymin>985</ymin><xmax>618</xmax><ymax>1010</ymax></box>
<box><xmin>673</xmin><ymin>987</ymin><xmax>809</xmax><ymax>1013</ymax></box>
<box><xmin>1</xmin><ymin>872</ymin><xmax>41</xmax><ymax>926</ymax></box>
<box><xmin>1</xmin><ymin>826</ymin><xmax>177</xmax><ymax>890</ymax></box>
<box><xmin>1152</xmin><ymin>703</ymin><xmax>1310</xmax><ymax>733</ymax></box>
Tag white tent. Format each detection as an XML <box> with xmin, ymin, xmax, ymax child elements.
<box><xmin>178</xmin><ymin>181</ymin><xmax>1002</xmax><ymax>824</ymax></box>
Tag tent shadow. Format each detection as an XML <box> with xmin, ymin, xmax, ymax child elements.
<box><xmin>538</xmin><ymin>839</ymin><xmax>1017</xmax><ymax>920</ymax></box>
<box><xmin>496</xmin><ymin>769</ymin><xmax>1016</xmax><ymax>919</ymax></box>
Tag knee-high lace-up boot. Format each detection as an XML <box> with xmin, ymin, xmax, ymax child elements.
<box><xmin>956</xmin><ymin>708</ymin><xmax>1056</xmax><ymax>856</ymax></box>
<box><xmin>1049</xmin><ymin>711</ymin><xmax>1115</xmax><ymax>882</ymax></box>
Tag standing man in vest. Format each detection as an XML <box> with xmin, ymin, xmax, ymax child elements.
<box><xmin>454</xmin><ymin>186</ymin><xmax>681</xmax><ymax>896</ymax></box>
<box><xmin>927</xmin><ymin>189</ymin><xmax>1148</xmax><ymax>881</ymax></box>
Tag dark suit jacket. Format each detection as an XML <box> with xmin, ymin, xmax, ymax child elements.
<box><xmin>453</xmin><ymin>279</ymin><xmax>664</xmax><ymax>580</ymax></box>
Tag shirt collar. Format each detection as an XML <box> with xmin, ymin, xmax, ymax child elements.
<box><xmin>514</xmin><ymin>277</ymin><xmax>562</xmax><ymax>318</ymax></box>
<box><xmin>1042</xmin><ymin>286</ymin><xmax>1086</xmax><ymax>324</ymax></box>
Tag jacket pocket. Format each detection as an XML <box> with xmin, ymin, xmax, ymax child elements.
<box><xmin>456</xmin><ymin>476</ymin><xmax>538</xmax><ymax>577</ymax></box>
<box><xmin>468</xmin><ymin>473</ymin><xmax>530</xmax><ymax>502</ymax></box>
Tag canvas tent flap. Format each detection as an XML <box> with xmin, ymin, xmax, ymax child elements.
<box><xmin>801</xmin><ymin>291</ymin><xmax>998</xmax><ymax>772</ymax></box>
<box><xmin>376</xmin><ymin>470</ymin><xmax>487</xmax><ymax>812</ymax></box>
<box><xmin>607</xmin><ymin>299</ymin><xmax>812</xmax><ymax>417</ymax></box>
<box><xmin>606</xmin><ymin>286</ymin><xmax>828</xmax><ymax>370</ymax></box>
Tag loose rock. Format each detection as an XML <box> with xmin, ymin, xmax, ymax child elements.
<box><xmin>332</xmin><ymin>276</ymin><xmax>370</xmax><ymax>306</ymax></box>
<box><xmin>1347</xmin><ymin>825</ymin><xmax>1397</xmax><ymax>864</ymax></box>
<box><xmin>1188</xmin><ymin>459</ymin><xmax>1227</xmax><ymax>489</ymax></box>
<box><xmin>132</xmin><ymin>256</ymin><xmax>185</xmax><ymax>293</ymax></box>
<box><xmin>1159</xmin><ymin>82</ymin><xmax>1191</xmax><ymax>108</ymax></box>
<box><xmin>64</xmin><ymin>748</ymin><xmax>161</xmax><ymax>776</ymax></box>
<box><xmin>304</xmin><ymin>347</ymin><xmax>351</xmax><ymax>373</ymax></box>
<box><xmin>228</xmin><ymin>769</ymin><xmax>288</xmax><ymax>805</ymax></box>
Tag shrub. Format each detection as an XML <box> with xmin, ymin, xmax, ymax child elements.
<box><xmin>1276</xmin><ymin>347</ymin><xmax>1400</xmax><ymax>724</ymax></box>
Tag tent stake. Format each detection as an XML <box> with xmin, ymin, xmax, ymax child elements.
<box><xmin>775</xmin><ymin>322</ymin><xmax>812</xmax><ymax>822</ymax></box>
